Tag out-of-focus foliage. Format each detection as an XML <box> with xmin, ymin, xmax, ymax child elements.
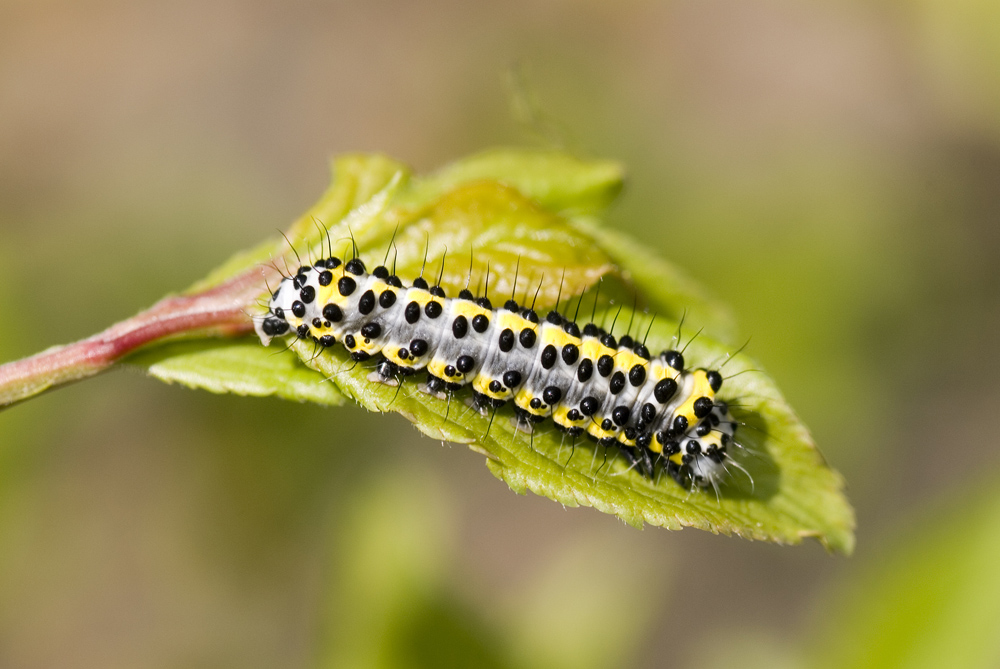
<box><xmin>810</xmin><ymin>475</ymin><xmax>1000</xmax><ymax>669</ymax></box>
<box><xmin>319</xmin><ymin>468</ymin><xmax>666</xmax><ymax>669</ymax></box>
<box><xmin>3</xmin><ymin>1</ymin><xmax>1000</xmax><ymax>667</ymax></box>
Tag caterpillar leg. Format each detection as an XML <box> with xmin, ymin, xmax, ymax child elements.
<box><xmin>511</xmin><ymin>416</ymin><xmax>534</xmax><ymax>434</ymax></box>
<box><xmin>465</xmin><ymin>391</ymin><xmax>506</xmax><ymax>416</ymax></box>
<box><xmin>368</xmin><ymin>360</ymin><xmax>400</xmax><ymax>387</ymax></box>
<box><xmin>419</xmin><ymin>374</ymin><xmax>448</xmax><ymax>400</ymax></box>
<box><xmin>511</xmin><ymin>406</ymin><xmax>543</xmax><ymax>434</ymax></box>
<box><xmin>636</xmin><ymin>447</ymin><xmax>654</xmax><ymax>478</ymax></box>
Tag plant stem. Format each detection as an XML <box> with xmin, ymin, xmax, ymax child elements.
<box><xmin>0</xmin><ymin>266</ymin><xmax>277</xmax><ymax>409</ymax></box>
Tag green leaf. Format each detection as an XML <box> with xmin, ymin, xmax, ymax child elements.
<box><xmin>401</xmin><ymin>147</ymin><xmax>625</xmax><ymax>216</ymax></box>
<box><xmin>130</xmin><ymin>339</ymin><xmax>345</xmax><ymax>406</ymax></box>
<box><xmin>372</xmin><ymin>181</ymin><xmax>617</xmax><ymax>307</ymax></box>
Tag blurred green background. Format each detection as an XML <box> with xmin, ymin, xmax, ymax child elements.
<box><xmin>2</xmin><ymin>1</ymin><xmax>1000</xmax><ymax>667</ymax></box>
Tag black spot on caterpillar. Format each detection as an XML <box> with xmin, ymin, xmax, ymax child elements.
<box><xmin>255</xmin><ymin>255</ymin><xmax>738</xmax><ymax>489</ymax></box>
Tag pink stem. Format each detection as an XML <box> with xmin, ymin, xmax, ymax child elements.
<box><xmin>0</xmin><ymin>265</ymin><xmax>279</xmax><ymax>408</ymax></box>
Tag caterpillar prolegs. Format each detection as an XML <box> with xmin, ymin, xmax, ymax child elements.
<box><xmin>254</xmin><ymin>255</ymin><xmax>738</xmax><ymax>489</ymax></box>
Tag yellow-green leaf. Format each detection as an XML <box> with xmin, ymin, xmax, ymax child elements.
<box><xmin>132</xmin><ymin>339</ymin><xmax>345</xmax><ymax>406</ymax></box>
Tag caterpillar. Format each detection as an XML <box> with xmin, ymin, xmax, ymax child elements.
<box><xmin>254</xmin><ymin>254</ymin><xmax>738</xmax><ymax>490</ymax></box>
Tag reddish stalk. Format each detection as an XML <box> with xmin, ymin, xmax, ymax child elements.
<box><xmin>0</xmin><ymin>266</ymin><xmax>278</xmax><ymax>408</ymax></box>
